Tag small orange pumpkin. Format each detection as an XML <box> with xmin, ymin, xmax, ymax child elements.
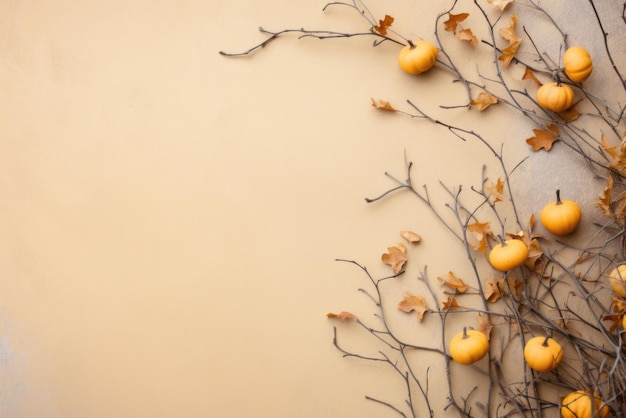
<box><xmin>398</xmin><ymin>40</ymin><xmax>439</xmax><ymax>75</ymax></box>
<box><xmin>449</xmin><ymin>327</ymin><xmax>489</xmax><ymax>365</ymax></box>
<box><xmin>536</xmin><ymin>82</ymin><xmax>575</xmax><ymax>112</ymax></box>
<box><xmin>563</xmin><ymin>46</ymin><xmax>593</xmax><ymax>83</ymax></box>
<box><xmin>488</xmin><ymin>239</ymin><xmax>529</xmax><ymax>272</ymax></box>
<box><xmin>523</xmin><ymin>336</ymin><xmax>563</xmax><ymax>372</ymax></box>
<box><xmin>561</xmin><ymin>390</ymin><xmax>609</xmax><ymax>418</ymax></box>
<box><xmin>540</xmin><ymin>189</ymin><xmax>582</xmax><ymax>235</ymax></box>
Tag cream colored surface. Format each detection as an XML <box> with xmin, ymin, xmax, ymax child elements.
<box><xmin>0</xmin><ymin>1</ymin><xmax>619</xmax><ymax>417</ymax></box>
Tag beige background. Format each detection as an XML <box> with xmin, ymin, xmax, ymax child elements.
<box><xmin>0</xmin><ymin>1</ymin><xmax>622</xmax><ymax>417</ymax></box>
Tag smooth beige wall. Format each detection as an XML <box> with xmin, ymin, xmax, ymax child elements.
<box><xmin>0</xmin><ymin>1</ymin><xmax>620</xmax><ymax>417</ymax></box>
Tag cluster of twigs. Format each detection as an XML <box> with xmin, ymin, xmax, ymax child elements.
<box><xmin>221</xmin><ymin>0</ymin><xmax>626</xmax><ymax>416</ymax></box>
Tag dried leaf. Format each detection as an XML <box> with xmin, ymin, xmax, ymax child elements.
<box><xmin>470</xmin><ymin>92</ymin><xmax>498</xmax><ymax>111</ymax></box>
<box><xmin>602</xmin><ymin>134</ymin><xmax>626</xmax><ymax>176</ymax></box>
<box><xmin>597</xmin><ymin>176</ymin><xmax>613</xmax><ymax>217</ymax></box>
<box><xmin>487</xmin><ymin>0</ymin><xmax>515</xmax><ymax>11</ymax></box>
<box><xmin>476</xmin><ymin>313</ymin><xmax>493</xmax><ymax>339</ymax></box>
<box><xmin>398</xmin><ymin>291</ymin><xmax>429</xmax><ymax>321</ymax></box>
<box><xmin>525</xmin><ymin>239</ymin><xmax>544</xmax><ymax>271</ymax></box>
<box><xmin>529</xmin><ymin>213</ymin><xmax>536</xmax><ymax>232</ymax></box>
<box><xmin>559</xmin><ymin>103</ymin><xmax>581</xmax><ymax>122</ymax></box>
<box><xmin>457</xmin><ymin>28</ymin><xmax>478</xmax><ymax>46</ymax></box>
<box><xmin>373</xmin><ymin>14</ymin><xmax>394</xmax><ymax>36</ymax></box>
<box><xmin>614</xmin><ymin>297</ymin><xmax>626</xmax><ymax>313</ymax></box>
<box><xmin>438</xmin><ymin>271</ymin><xmax>469</xmax><ymax>293</ymax></box>
<box><xmin>484</xmin><ymin>279</ymin><xmax>502</xmax><ymax>302</ymax></box>
<box><xmin>444</xmin><ymin>12</ymin><xmax>469</xmax><ymax>34</ymax></box>
<box><xmin>526</xmin><ymin>124</ymin><xmax>560</xmax><ymax>151</ymax></box>
<box><xmin>381</xmin><ymin>243</ymin><xmax>407</xmax><ymax>273</ymax></box>
<box><xmin>401</xmin><ymin>230</ymin><xmax>422</xmax><ymax>244</ymax></box>
<box><xmin>467</xmin><ymin>221</ymin><xmax>493</xmax><ymax>253</ymax></box>
<box><xmin>326</xmin><ymin>311</ymin><xmax>355</xmax><ymax>320</ymax></box>
<box><xmin>498</xmin><ymin>15</ymin><xmax>521</xmax><ymax>68</ymax></box>
<box><xmin>441</xmin><ymin>295</ymin><xmax>464</xmax><ymax>310</ymax></box>
<box><xmin>522</xmin><ymin>67</ymin><xmax>542</xmax><ymax>87</ymax></box>
<box><xmin>486</xmin><ymin>177</ymin><xmax>505</xmax><ymax>202</ymax></box>
<box><xmin>371</xmin><ymin>98</ymin><xmax>397</xmax><ymax>112</ymax></box>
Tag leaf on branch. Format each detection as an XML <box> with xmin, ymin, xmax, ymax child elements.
<box><xmin>467</xmin><ymin>221</ymin><xmax>493</xmax><ymax>253</ymax></box>
<box><xmin>498</xmin><ymin>15</ymin><xmax>521</xmax><ymax>68</ymax></box>
<box><xmin>596</xmin><ymin>176</ymin><xmax>613</xmax><ymax>218</ymax></box>
<box><xmin>486</xmin><ymin>177</ymin><xmax>505</xmax><ymax>203</ymax></box>
<box><xmin>326</xmin><ymin>311</ymin><xmax>355</xmax><ymax>320</ymax></box>
<box><xmin>470</xmin><ymin>92</ymin><xmax>498</xmax><ymax>111</ymax></box>
<box><xmin>602</xmin><ymin>133</ymin><xmax>626</xmax><ymax>176</ymax></box>
<box><xmin>484</xmin><ymin>276</ymin><xmax>522</xmax><ymax>302</ymax></box>
<box><xmin>526</xmin><ymin>124</ymin><xmax>559</xmax><ymax>151</ymax></box>
<box><xmin>476</xmin><ymin>313</ymin><xmax>493</xmax><ymax>340</ymax></box>
<box><xmin>525</xmin><ymin>239</ymin><xmax>544</xmax><ymax>272</ymax></box>
<box><xmin>522</xmin><ymin>67</ymin><xmax>542</xmax><ymax>87</ymax></box>
<box><xmin>458</xmin><ymin>28</ymin><xmax>478</xmax><ymax>46</ymax></box>
<box><xmin>371</xmin><ymin>98</ymin><xmax>397</xmax><ymax>112</ymax></box>
<box><xmin>559</xmin><ymin>102</ymin><xmax>581</xmax><ymax>122</ymax></box>
<box><xmin>444</xmin><ymin>13</ymin><xmax>469</xmax><ymax>34</ymax></box>
<box><xmin>401</xmin><ymin>230</ymin><xmax>422</xmax><ymax>244</ymax></box>
<box><xmin>487</xmin><ymin>0</ymin><xmax>515</xmax><ymax>12</ymax></box>
<box><xmin>381</xmin><ymin>243</ymin><xmax>407</xmax><ymax>273</ymax></box>
<box><xmin>437</xmin><ymin>271</ymin><xmax>469</xmax><ymax>293</ymax></box>
<box><xmin>398</xmin><ymin>291</ymin><xmax>429</xmax><ymax>321</ymax></box>
<box><xmin>602</xmin><ymin>298</ymin><xmax>625</xmax><ymax>332</ymax></box>
<box><xmin>484</xmin><ymin>278</ymin><xmax>502</xmax><ymax>302</ymax></box>
<box><xmin>373</xmin><ymin>14</ymin><xmax>394</xmax><ymax>36</ymax></box>
<box><xmin>441</xmin><ymin>295</ymin><xmax>464</xmax><ymax>310</ymax></box>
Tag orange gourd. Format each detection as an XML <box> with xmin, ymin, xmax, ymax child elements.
<box><xmin>561</xmin><ymin>390</ymin><xmax>609</xmax><ymax>418</ymax></box>
<box><xmin>398</xmin><ymin>40</ymin><xmax>438</xmax><ymax>75</ymax></box>
<box><xmin>536</xmin><ymin>82</ymin><xmax>574</xmax><ymax>112</ymax></box>
<box><xmin>609</xmin><ymin>265</ymin><xmax>626</xmax><ymax>297</ymax></box>
<box><xmin>563</xmin><ymin>46</ymin><xmax>593</xmax><ymax>83</ymax></box>
<box><xmin>540</xmin><ymin>190</ymin><xmax>582</xmax><ymax>235</ymax></box>
<box><xmin>488</xmin><ymin>239</ymin><xmax>529</xmax><ymax>272</ymax></box>
<box><xmin>523</xmin><ymin>336</ymin><xmax>563</xmax><ymax>372</ymax></box>
<box><xmin>449</xmin><ymin>327</ymin><xmax>489</xmax><ymax>365</ymax></box>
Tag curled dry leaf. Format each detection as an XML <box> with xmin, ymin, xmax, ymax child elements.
<box><xmin>441</xmin><ymin>296</ymin><xmax>464</xmax><ymax>310</ymax></box>
<box><xmin>373</xmin><ymin>14</ymin><xmax>394</xmax><ymax>36</ymax></box>
<box><xmin>498</xmin><ymin>15</ymin><xmax>521</xmax><ymax>68</ymax></box>
<box><xmin>470</xmin><ymin>92</ymin><xmax>498</xmax><ymax>111</ymax></box>
<box><xmin>559</xmin><ymin>102</ymin><xmax>581</xmax><ymax>122</ymax></box>
<box><xmin>437</xmin><ymin>271</ymin><xmax>469</xmax><ymax>293</ymax></box>
<box><xmin>596</xmin><ymin>176</ymin><xmax>612</xmax><ymax>217</ymax></box>
<box><xmin>381</xmin><ymin>243</ymin><xmax>407</xmax><ymax>273</ymax></box>
<box><xmin>397</xmin><ymin>291</ymin><xmax>429</xmax><ymax>321</ymax></box>
<box><xmin>401</xmin><ymin>230</ymin><xmax>421</xmax><ymax>244</ymax></box>
<box><xmin>476</xmin><ymin>313</ymin><xmax>493</xmax><ymax>340</ymax></box>
<box><xmin>602</xmin><ymin>298</ymin><xmax>626</xmax><ymax>332</ymax></box>
<box><xmin>601</xmin><ymin>133</ymin><xmax>626</xmax><ymax>176</ymax></box>
<box><xmin>467</xmin><ymin>221</ymin><xmax>493</xmax><ymax>253</ymax></box>
<box><xmin>371</xmin><ymin>98</ymin><xmax>397</xmax><ymax>112</ymax></box>
<box><xmin>458</xmin><ymin>28</ymin><xmax>478</xmax><ymax>46</ymax></box>
<box><xmin>484</xmin><ymin>276</ymin><xmax>523</xmax><ymax>302</ymax></box>
<box><xmin>487</xmin><ymin>0</ymin><xmax>515</xmax><ymax>11</ymax></box>
<box><xmin>522</xmin><ymin>67</ymin><xmax>542</xmax><ymax>87</ymax></box>
<box><xmin>485</xmin><ymin>177</ymin><xmax>505</xmax><ymax>202</ymax></box>
<box><xmin>526</xmin><ymin>124</ymin><xmax>559</xmax><ymax>151</ymax></box>
<box><xmin>326</xmin><ymin>311</ymin><xmax>355</xmax><ymax>320</ymax></box>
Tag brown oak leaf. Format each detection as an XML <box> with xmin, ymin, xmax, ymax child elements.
<box><xmin>526</xmin><ymin>124</ymin><xmax>559</xmax><ymax>151</ymax></box>
<box><xmin>398</xmin><ymin>291</ymin><xmax>429</xmax><ymax>321</ymax></box>
<box><xmin>444</xmin><ymin>13</ymin><xmax>469</xmax><ymax>34</ymax></box>
<box><xmin>498</xmin><ymin>15</ymin><xmax>521</xmax><ymax>68</ymax></box>
<box><xmin>602</xmin><ymin>133</ymin><xmax>626</xmax><ymax>176</ymax></box>
<box><xmin>373</xmin><ymin>15</ymin><xmax>394</xmax><ymax>36</ymax></box>
<box><xmin>401</xmin><ymin>230</ymin><xmax>422</xmax><ymax>244</ymax></box>
<box><xmin>484</xmin><ymin>279</ymin><xmax>502</xmax><ymax>302</ymax></box>
<box><xmin>596</xmin><ymin>176</ymin><xmax>613</xmax><ymax>218</ymax></box>
<box><xmin>470</xmin><ymin>92</ymin><xmax>498</xmax><ymax>111</ymax></box>
<box><xmin>371</xmin><ymin>98</ymin><xmax>397</xmax><ymax>112</ymax></box>
<box><xmin>467</xmin><ymin>221</ymin><xmax>493</xmax><ymax>253</ymax></box>
<box><xmin>559</xmin><ymin>102</ymin><xmax>581</xmax><ymax>122</ymax></box>
<box><xmin>437</xmin><ymin>271</ymin><xmax>469</xmax><ymax>293</ymax></box>
<box><xmin>326</xmin><ymin>311</ymin><xmax>355</xmax><ymax>320</ymax></box>
<box><xmin>381</xmin><ymin>243</ymin><xmax>407</xmax><ymax>273</ymax></box>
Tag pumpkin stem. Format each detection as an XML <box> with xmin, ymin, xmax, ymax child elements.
<box><xmin>462</xmin><ymin>326</ymin><xmax>469</xmax><ymax>339</ymax></box>
<box><xmin>407</xmin><ymin>39</ymin><xmax>415</xmax><ymax>49</ymax></box>
<box><xmin>555</xmin><ymin>189</ymin><xmax>563</xmax><ymax>205</ymax></box>
<box><xmin>542</xmin><ymin>335</ymin><xmax>551</xmax><ymax>347</ymax></box>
